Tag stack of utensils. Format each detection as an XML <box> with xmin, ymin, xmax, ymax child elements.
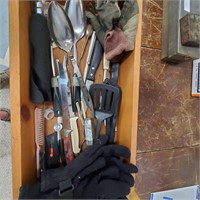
<box><xmin>24</xmin><ymin>0</ymin><xmax>139</xmax><ymax>199</ymax></box>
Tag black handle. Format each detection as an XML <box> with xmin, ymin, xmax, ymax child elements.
<box><xmin>86</xmin><ymin>40</ymin><xmax>103</xmax><ymax>81</ymax></box>
<box><xmin>58</xmin><ymin>139</ymin><xmax>66</xmax><ymax>166</ymax></box>
<box><xmin>45</xmin><ymin>133</ymin><xmax>60</xmax><ymax>169</ymax></box>
<box><xmin>29</xmin><ymin>14</ymin><xmax>52</xmax><ymax>103</ymax></box>
<box><xmin>52</xmin><ymin>76</ymin><xmax>63</xmax><ymax>117</ymax></box>
<box><xmin>72</xmin><ymin>74</ymin><xmax>80</xmax><ymax>112</ymax></box>
<box><xmin>110</xmin><ymin>62</ymin><xmax>120</xmax><ymax>86</ymax></box>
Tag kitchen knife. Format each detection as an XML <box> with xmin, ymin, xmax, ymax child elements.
<box><xmin>64</xmin><ymin>57</ymin><xmax>81</xmax><ymax>154</ymax></box>
<box><xmin>53</xmin><ymin>119</ymin><xmax>66</xmax><ymax>166</ymax></box>
<box><xmin>72</xmin><ymin>73</ymin><xmax>80</xmax><ymax>112</ymax></box>
<box><xmin>83</xmin><ymin>31</ymin><xmax>96</xmax><ymax>82</ymax></box>
<box><xmin>85</xmin><ymin>39</ymin><xmax>104</xmax><ymax>90</ymax></box>
<box><xmin>51</xmin><ymin>47</ymin><xmax>62</xmax><ymax>117</ymax></box>
<box><xmin>57</xmin><ymin>58</ymin><xmax>74</xmax><ymax>163</ymax></box>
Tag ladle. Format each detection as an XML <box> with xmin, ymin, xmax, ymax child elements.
<box><xmin>65</xmin><ymin>0</ymin><xmax>86</xmax><ymax>62</ymax></box>
<box><xmin>48</xmin><ymin>1</ymin><xmax>94</xmax><ymax>115</ymax></box>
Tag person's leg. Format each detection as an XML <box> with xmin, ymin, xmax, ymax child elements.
<box><xmin>0</xmin><ymin>108</ymin><xmax>10</xmax><ymax>121</ymax></box>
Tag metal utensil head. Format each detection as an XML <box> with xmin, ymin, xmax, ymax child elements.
<box><xmin>48</xmin><ymin>1</ymin><xmax>74</xmax><ymax>52</ymax></box>
<box><xmin>65</xmin><ymin>0</ymin><xmax>86</xmax><ymax>43</ymax></box>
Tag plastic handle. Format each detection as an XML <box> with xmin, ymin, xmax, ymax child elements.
<box><xmin>72</xmin><ymin>74</ymin><xmax>81</xmax><ymax>112</ymax></box>
<box><xmin>87</xmin><ymin>40</ymin><xmax>103</xmax><ymax>81</ymax></box>
<box><xmin>58</xmin><ymin>138</ymin><xmax>66</xmax><ymax>165</ymax></box>
<box><xmin>70</xmin><ymin>116</ymin><xmax>80</xmax><ymax>154</ymax></box>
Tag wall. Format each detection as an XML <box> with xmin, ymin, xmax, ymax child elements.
<box><xmin>135</xmin><ymin>0</ymin><xmax>200</xmax><ymax>199</ymax></box>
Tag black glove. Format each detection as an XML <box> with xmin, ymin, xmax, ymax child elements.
<box><xmin>74</xmin><ymin>156</ymin><xmax>138</xmax><ymax>199</ymax></box>
<box><xmin>19</xmin><ymin>136</ymin><xmax>138</xmax><ymax>199</ymax></box>
<box><xmin>40</xmin><ymin>136</ymin><xmax>131</xmax><ymax>192</ymax></box>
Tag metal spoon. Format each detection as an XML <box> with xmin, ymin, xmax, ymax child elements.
<box><xmin>79</xmin><ymin>24</ymin><xmax>93</xmax><ymax>64</ymax></box>
<box><xmin>64</xmin><ymin>0</ymin><xmax>86</xmax><ymax>62</ymax></box>
<box><xmin>48</xmin><ymin>1</ymin><xmax>94</xmax><ymax>116</ymax></box>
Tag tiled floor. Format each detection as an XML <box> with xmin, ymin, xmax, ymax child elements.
<box><xmin>135</xmin><ymin>0</ymin><xmax>200</xmax><ymax>199</ymax></box>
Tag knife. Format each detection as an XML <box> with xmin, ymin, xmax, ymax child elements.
<box><xmin>85</xmin><ymin>39</ymin><xmax>104</xmax><ymax>90</ymax></box>
<box><xmin>64</xmin><ymin>57</ymin><xmax>81</xmax><ymax>155</ymax></box>
<box><xmin>56</xmin><ymin>59</ymin><xmax>74</xmax><ymax>163</ymax></box>
<box><xmin>72</xmin><ymin>73</ymin><xmax>80</xmax><ymax>113</ymax></box>
<box><xmin>51</xmin><ymin>47</ymin><xmax>62</xmax><ymax>117</ymax></box>
<box><xmin>83</xmin><ymin>31</ymin><xmax>96</xmax><ymax>82</ymax></box>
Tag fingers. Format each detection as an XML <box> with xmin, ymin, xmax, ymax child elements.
<box><xmin>107</xmin><ymin>157</ymin><xmax>138</xmax><ymax>174</ymax></box>
<box><xmin>99</xmin><ymin>144</ymin><xmax>131</xmax><ymax>158</ymax></box>
<box><xmin>97</xmin><ymin>179</ymin><xmax>131</xmax><ymax>199</ymax></box>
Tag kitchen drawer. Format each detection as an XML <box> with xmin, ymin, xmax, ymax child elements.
<box><xmin>9</xmin><ymin>0</ymin><xmax>142</xmax><ymax>199</ymax></box>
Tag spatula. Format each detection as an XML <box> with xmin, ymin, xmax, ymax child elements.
<box><xmin>89</xmin><ymin>84</ymin><xmax>121</xmax><ymax>139</ymax></box>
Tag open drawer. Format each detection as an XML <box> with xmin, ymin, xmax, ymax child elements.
<box><xmin>9</xmin><ymin>0</ymin><xmax>142</xmax><ymax>199</ymax></box>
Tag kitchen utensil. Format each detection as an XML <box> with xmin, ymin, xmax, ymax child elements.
<box><xmin>83</xmin><ymin>31</ymin><xmax>96</xmax><ymax>82</ymax></box>
<box><xmin>82</xmin><ymin>101</ymin><xmax>94</xmax><ymax>146</ymax></box>
<box><xmin>89</xmin><ymin>84</ymin><xmax>121</xmax><ymax>139</ymax></box>
<box><xmin>65</xmin><ymin>0</ymin><xmax>86</xmax><ymax>107</ymax></box>
<box><xmin>50</xmin><ymin>46</ymin><xmax>62</xmax><ymax>117</ymax></box>
<box><xmin>103</xmin><ymin>62</ymin><xmax>121</xmax><ymax>142</ymax></box>
<box><xmin>103</xmin><ymin>80</ymin><xmax>121</xmax><ymax>143</ymax></box>
<box><xmin>103</xmin><ymin>53</ymin><xmax>110</xmax><ymax>81</ymax></box>
<box><xmin>64</xmin><ymin>0</ymin><xmax>86</xmax><ymax>61</ymax></box>
<box><xmin>64</xmin><ymin>57</ymin><xmax>80</xmax><ymax>154</ymax></box>
<box><xmin>85</xmin><ymin>39</ymin><xmax>104</xmax><ymax>90</ymax></box>
<box><xmin>79</xmin><ymin>24</ymin><xmax>93</xmax><ymax>63</ymax></box>
<box><xmin>57</xmin><ymin>58</ymin><xmax>74</xmax><ymax>163</ymax></box>
<box><xmin>29</xmin><ymin>2</ymin><xmax>52</xmax><ymax>103</ymax></box>
<box><xmin>34</xmin><ymin>107</ymin><xmax>45</xmax><ymax>178</ymax></box>
<box><xmin>53</xmin><ymin>119</ymin><xmax>66</xmax><ymax>165</ymax></box>
<box><xmin>72</xmin><ymin>73</ymin><xmax>80</xmax><ymax>112</ymax></box>
<box><xmin>109</xmin><ymin>62</ymin><xmax>120</xmax><ymax>86</ymax></box>
<box><xmin>45</xmin><ymin>132</ymin><xmax>60</xmax><ymax>169</ymax></box>
<box><xmin>48</xmin><ymin>1</ymin><xmax>94</xmax><ymax>116</ymax></box>
<box><xmin>76</xmin><ymin>101</ymin><xmax>85</xmax><ymax>126</ymax></box>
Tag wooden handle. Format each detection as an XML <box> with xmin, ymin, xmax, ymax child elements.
<box><xmin>70</xmin><ymin>116</ymin><xmax>80</xmax><ymax>154</ymax></box>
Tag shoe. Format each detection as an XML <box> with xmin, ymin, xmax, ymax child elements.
<box><xmin>0</xmin><ymin>108</ymin><xmax>10</xmax><ymax>122</ymax></box>
<box><xmin>0</xmin><ymin>71</ymin><xmax>9</xmax><ymax>89</ymax></box>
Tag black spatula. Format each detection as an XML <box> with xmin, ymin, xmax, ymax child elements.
<box><xmin>89</xmin><ymin>84</ymin><xmax>121</xmax><ymax>140</ymax></box>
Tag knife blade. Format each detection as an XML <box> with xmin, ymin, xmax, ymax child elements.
<box><xmin>51</xmin><ymin>47</ymin><xmax>62</xmax><ymax>117</ymax></box>
<box><xmin>56</xmin><ymin>59</ymin><xmax>74</xmax><ymax>163</ymax></box>
<box><xmin>64</xmin><ymin>57</ymin><xmax>81</xmax><ymax>154</ymax></box>
<box><xmin>85</xmin><ymin>39</ymin><xmax>104</xmax><ymax>90</ymax></box>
